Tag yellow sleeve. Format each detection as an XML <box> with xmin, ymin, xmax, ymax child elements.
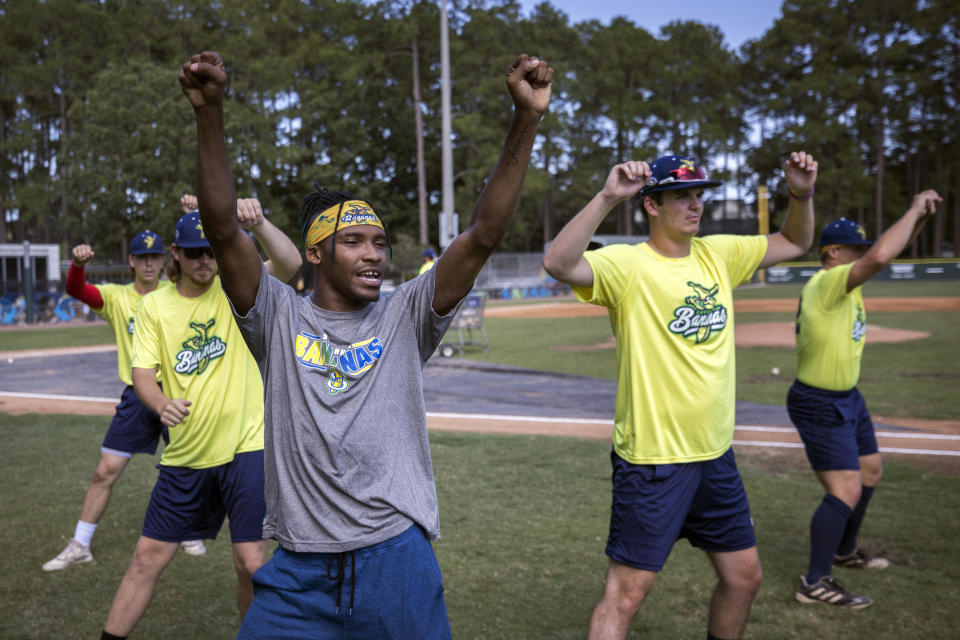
<box><xmin>810</xmin><ymin>262</ymin><xmax>854</xmax><ymax>311</ymax></box>
<box><xmin>131</xmin><ymin>295</ymin><xmax>161</xmax><ymax>371</ymax></box>
<box><xmin>575</xmin><ymin>244</ymin><xmax>638</xmax><ymax>308</ymax></box>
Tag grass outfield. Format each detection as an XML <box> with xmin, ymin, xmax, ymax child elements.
<box><xmin>0</xmin><ymin>323</ymin><xmax>114</xmax><ymax>351</ymax></box>
<box><xmin>1</xmin><ymin>415</ymin><xmax>957</xmax><ymax>639</ymax></box>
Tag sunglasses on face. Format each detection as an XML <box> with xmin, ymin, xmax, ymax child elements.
<box><xmin>182</xmin><ymin>247</ymin><xmax>214</xmax><ymax>260</ymax></box>
<box><xmin>669</xmin><ymin>165</ymin><xmax>707</xmax><ymax>181</ymax></box>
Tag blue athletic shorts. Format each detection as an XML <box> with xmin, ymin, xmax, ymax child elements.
<box><xmin>787</xmin><ymin>379</ymin><xmax>878</xmax><ymax>471</ymax></box>
<box><xmin>141</xmin><ymin>450</ymin><xmax>265</xmax><ymax>543</ymax></box>
<box><xmin>101</xmin><ymin>385</ymin><xmax>167</xmax><ymax>457</ymax></box>
<box><xmin>237</xmin><ymin>525</ymin><xmax>451</xmax><ymax>640</ymax></box>
<box><xmin>605</xmin><ymin>448</ymin><xmax>756</xmax><ymax>572</ymax></box>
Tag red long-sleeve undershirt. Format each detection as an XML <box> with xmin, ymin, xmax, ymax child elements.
<box><xmin>65</xmin><ymin>263</ymin><xmax>104</xmax><ymax>309</ymax></box>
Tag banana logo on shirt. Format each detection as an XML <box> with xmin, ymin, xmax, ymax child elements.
<box><xmin>175</xmin><ymin>319</ymin><xmax>227</xmax><ymax>375</ymax></box>
<box><xmin>295</xmin><ymin>331</ymin><xmax>384</xmax><ymax>394</ymax></box>
<box><xmin>668</xmin><ymin>281</ymin><xmax>728</xmax><ymax>344</ymax></box>
<box><xmin>851</xmin><ymin>305</ymin><xmax>866</xmax><ymax>342</ymax></box>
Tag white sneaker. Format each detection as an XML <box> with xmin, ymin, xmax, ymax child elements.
<box><xmin>43</xmin><ymin>539</ymin><xmax>93</xmax><ymax>571</ymax></box>
<box><xmin>179</xmin><ymin>540</ymin><xmax>207</xmax><ymax>556</ymax></box>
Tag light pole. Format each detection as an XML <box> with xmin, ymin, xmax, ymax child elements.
<box><xmin>439</xmin><ymin>0</ymin><xmax>457</xmax><ymax>249</ymax></box>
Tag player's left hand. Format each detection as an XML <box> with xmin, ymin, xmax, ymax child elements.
<box><xmin>178</xmin><ymin>51</ymin><xmax>227</xmax><ymax>110</ymax></box>
<box><xmin>236</xmin><ymin>198</ymin><xmax>265</xmax><ymax>229</ymax></box>
<box><xmin>180</xmin><ymin>193</ymin><xmax>198</xmax><ymax>214</ymax></box>
<box><xmin>506</xmin><ymin>54</ymin><xmax>553</xmax><ymax>115</ymax></box>
<box><xmin>783</xmin><ymin>150</ymin><xmax>818</xmax><ymax>198</ymax></box>
<box><xmin>910</xmin><ymin>189</ymin><xmax>942</xmax><ymax>222</ymax></box>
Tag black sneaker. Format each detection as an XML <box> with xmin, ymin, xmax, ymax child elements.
<box><xmin>834</xmin><ymin>549</ymin><xmax>890</xmax><ymax>569</ymax></box>
<box><xmin>795</xmin><ymin>576</ymin><xmax>873</xmax><ymax>608</ymax></box>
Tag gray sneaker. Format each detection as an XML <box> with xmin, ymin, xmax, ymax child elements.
<box><xmin>43</xmin><ymin>540</ymin><xmax>93</xmax><ymax>571</ymax></box>
<box><xmin>835</xmin><ymin>549</ymin><xmax>890</xmax><ymax>569</ymax></box>
<box><xmin>795</xmin><ymin>575</ymin><xmax>872</xmax><ymax>608</ymax></box>
<box><xmin>179</xmin><ymin>540</ymin><xmax>207</xmax><ymax>556</ymax></box>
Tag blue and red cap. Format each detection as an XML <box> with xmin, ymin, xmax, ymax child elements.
<box><xmin>819</xmin><ymin>218</ymin><xmax>873</xmax><ymax>250</ymax></box>
<box><xmin>130</xmin><ymin>230</ymin><xmax>164</xmax><ymax>255</ymax></box>
<box><xmin>173</xmin><ymin>211</ymin><xmax>210</xmax><ymax>249</ymax></box>
<box><xmin>639</xmin><ymin>155</ymin><xmax>722</xmax><ymax>197</ymax></box>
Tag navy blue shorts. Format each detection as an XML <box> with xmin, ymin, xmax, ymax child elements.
<box><xmin>237</xmin><ymin>525</ymin><xmax>451</xmax><ymax>640</ymax></box>
<box><xmin>141</xmin><ymin>450</ymin><xmax>265</xmax><ymax>543</ymax></box>
<box><xmin>605</xmin><ymin>448</ymin><xmax>756</xmax><ymax>572</ymax></box>
<box><xmin>101</xmin><ymin>385</ymin><xmax>167</xmax><ymax>457</ymax></box>
<box><xmin>787</xmin><ymin>380</ymin><xmax>878</xmax><ymax>471</ymax></box>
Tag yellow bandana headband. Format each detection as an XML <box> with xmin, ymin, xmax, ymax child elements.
<box><xmin>305</xmin><ymin>200</ymin><xmax>384</xmax><ymax>247</ymax></box>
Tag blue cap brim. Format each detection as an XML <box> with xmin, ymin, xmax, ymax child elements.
<box><xmin>174</xmin><ymin>239</ymin><xmax>212</xmax><ymax>249</ymax></box>
<box><xmin>640</xmin><ymin>179</ymin><xmax>723</xmax><ymax>196</ymax></box>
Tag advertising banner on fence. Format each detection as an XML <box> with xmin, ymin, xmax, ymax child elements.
<box><xmin>762</xmin><ymin>260</ymin><xmax>960</xmax><ymax>283</ymax></box>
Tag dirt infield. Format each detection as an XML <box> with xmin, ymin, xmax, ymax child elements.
<box><xmin>488</xmin><ymin>299</ymin><xmax>945</xmax><ymax>348</ymax></box>
<box><xmin>552</xmin><ymin>322</ymin><xmax>929</xmax><ymax>350</ymax></box>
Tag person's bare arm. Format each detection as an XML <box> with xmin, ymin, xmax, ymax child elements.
<box><xmin>759</xmin><ymin>151</ymin><xmax>818</xmax><ymax>268</ymax></box>
<box><xmin>236</xmin><ymin>197</ymin><xmax>302</xmax><ymax>282</ymax></box>
<box><xmin>430</xmin><ymin>54</ymin><xmax>553</xmax><ymax>316</ymax></box>
<box><xmin>542</xmin><ymin>161</ymin><xmax>651</xmax><ymax>288</ymax></box>
<box><xmin>846</xmin><ymin>189</ymin><xmax>941</xmax><ymax>291</ymax></box>
<box><xmin>132</xmin><ymin>367</ymin><xmax>191</xmax><ymax>428</ymax></box>
<box><xmin>179</xmin><ymin>51</ymin><xmax>262</xmax><ymax>315</ymax></box>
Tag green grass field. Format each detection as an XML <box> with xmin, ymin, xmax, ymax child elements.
<box><xmin>1</xmin><ymin>281</ymin><xmax>957</xmax><ymax>637</ymax></box>
<box><xmin>1</xmin><ymin>415</ymin><xmax>957</xmax><ymax>639</ymax></box>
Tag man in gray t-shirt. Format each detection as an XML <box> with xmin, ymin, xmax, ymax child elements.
<box><xmin>180</xmin><ymin>50</ymin><xmax>553</xmax><ymax>638</ymax></box>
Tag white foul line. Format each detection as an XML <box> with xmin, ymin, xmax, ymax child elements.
<box><xmin>0</xmin><ymin>391</ymin><xmax>118</xmax><ymax>403</ymax></box>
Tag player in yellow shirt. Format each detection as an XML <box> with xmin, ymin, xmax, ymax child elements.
<box><xmin>544</xmin><ymin>152</ymin><xmax>818</xmax><ymax>640</ymax></box>
<box><xmin>418</xmin><ymin>247</ymin><xmax>437</xmax><ymax>275</ymax></box>
<box><xmin>789</xmin><ymin>190</ymin><xmax>941</xmax><ymax>609</ymax></box>
<box><xmin>100</xmin><ymin>202</ymin><xmax>301</xmax><ymax>639</ymax></box>
<box><xmin>43</xmin><ymin>230</ymin><xmax>211</xmax><ymax>572</ymax></box>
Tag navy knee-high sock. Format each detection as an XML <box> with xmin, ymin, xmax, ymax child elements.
<box><xmin>806</xmin><ymin>494</ymin><xmax>852</xmax><ymax>583</ymax></box>
<box><xmin>836</xmin><ymin>485</ymin><xmax>875</xmax><ymax>557</ymax></box>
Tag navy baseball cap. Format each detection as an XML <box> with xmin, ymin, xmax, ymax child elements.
<box><xmin>173</xmin><ymin>211</ymin><xmax>210</xmax><ymax>248</ymax></box>
<box><xmin>130</xmin><ymin>230</ymin><xmax>164</xmax><ymax>255</ymax></box>
<box><xmin>638</xmin><ymin>155</ymin><xmax>722</xmax><ymax>197</ymax></box>
<box><xmin>819</xmin><ymin>218</ymin><xmax>873</xmax><ymax>249</ymax></box>
<box><xmin>421</xmin><ymin>248</ymin><xmax>437</xmax><ymax>259</ymax></box>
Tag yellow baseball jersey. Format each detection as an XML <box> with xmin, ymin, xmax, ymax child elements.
<box><xmin>418</xmin><ymin>259</ymin><xmax>436</xmax><ymax>276</ymax></box>
<box><xmin>94</xmin><ymin>281</ymin><xmax>171</xmax><ymax>386</ymax></box>
<box><xmin>132</xmin><ymin>277</ymin><xmax>264</xmax><ymax>469</ymax></box>
<box><xmin>574</xmin><ymin>235</ymin><xmax>767</xmax><ymax>464</ymax></box>
<box><xmin>795</xmin><ymin>262</ymin><xmax>865</xmax><ymax>391</ymax></box>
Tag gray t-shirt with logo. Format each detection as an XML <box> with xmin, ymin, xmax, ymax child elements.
<box><xmin>233</xmin><ymin>266</ymin><xmax>458</xmax><ymax>553</ymax></box>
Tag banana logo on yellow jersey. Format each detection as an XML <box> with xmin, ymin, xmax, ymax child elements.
<box><xmin>668</xmin><ymin>281</ymin><xmax>728</xmax><ymax>344</ymax></box>
<box><xmin>175</xmin><ymin>319</ymin><xmax>227</xmax><ymax>375</ymax></box>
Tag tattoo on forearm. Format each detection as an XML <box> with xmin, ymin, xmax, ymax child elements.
<box><xmin>507</xmin><ymin>123</ymin><xmax>534</xmax><ymax>167</ymax></box>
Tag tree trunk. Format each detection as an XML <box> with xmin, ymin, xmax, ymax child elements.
<box><xmin>873</xmin><ymin>120</ymin><xmax>884</xmax><ymax>238</ymax></box>
<box><xmin>615</xmin><ymin>124</ymin><xmax>633</xmax><ymax>235</ymax></box>
<box><xmin>542</xmin><ymin>130</ymin><xmax>554</xmax><ymax>244</ymax></box>
<box><xmin>0</xmin><ymin>101</ymin><xmax>6</xmax><ymax>243</ymax></box>
<box><xmin>412</xmin><ymin>36</ymin><xmax>428</xmax><ymax>245</ymax></box>
<box><xmin>59</xmin><ymin>67</ymin><xmax>68</xmax><ymax>248</ymax></box>
<box><xmin>931</xmin><ymin>156</ymin><xmax>944</xmax><ymax>257</ymax></box>
<box><xmin>954</xmin><ymin>179</ymin><xmax>960</xmax><ymax>259</ymax></box>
